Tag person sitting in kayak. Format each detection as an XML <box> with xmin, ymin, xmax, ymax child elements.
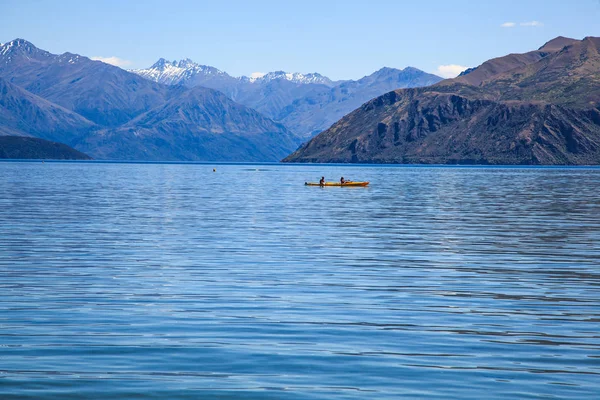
<box><xmin>319</xmin><ymin>176</ymin><xmax>325</xmax><ymax>185</ymax></box>
<box><xmin>340</xmin><ymin>177</ymin><xmax>346</xmax><ymax>185</ymax></box>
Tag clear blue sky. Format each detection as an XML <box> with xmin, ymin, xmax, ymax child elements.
<box><xmin>2</xmin><ymin>0</ymin><xmax>599</xmax><ymax>79</ymax></box>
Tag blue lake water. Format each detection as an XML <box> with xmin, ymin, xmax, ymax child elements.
<box><xmin>0</xmin><ymin>162</ymin><xmax>599</xmax><ymax>399</ymax></box>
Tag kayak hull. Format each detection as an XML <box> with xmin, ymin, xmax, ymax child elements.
<box><xmin>305</xmin><ymin>181</ymin><xmax>369</xmax><ymax>187</ymax></box>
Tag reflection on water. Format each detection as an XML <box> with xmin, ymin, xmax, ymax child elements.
<box><xmin>0</xmin><ymin>162</ymin><xmax>599</xmax><ymax>399</ymax></box>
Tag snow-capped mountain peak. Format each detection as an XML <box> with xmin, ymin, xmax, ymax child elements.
<box><xmin>176</xmin><ymin>58</ymin><xmax>199</xmax><ymax>69</ymax></box>
<box><xmin>242</xmin><ymin>70</ymin><xmax>334</xmax><ymax>86</ymax></box>
<box><xmin>0</xmin><ymin>38</ymin><xmax>52</xmax><ymax>62</ymax></box>
<box><xmin>1</xmin><ymin>39</ymin><xmax>35</xmax><ymax>55</ymax></box>
<box><xmin>131</xmin><ymin>58</ymin><xmax>228</xmax><ymax>86</ymax></box>
<box><xmin>149</xmin><ymin>57</ymin><xmax>170</xmax><ymax>69</ymax></box>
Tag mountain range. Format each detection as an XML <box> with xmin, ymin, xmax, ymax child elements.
<box><xmin>76</xmin><ymin>86</ymin><xmax>298</xmax><ymax>162</ymax></box>
<box><xmin>132</xmin><ymin>59</ymin><xmax>337</xmax><ymax>87</ymax></box>
<box><xmin>276</xmin><ymin>67</ymin><xmax>442</xmax><ymax>138</ymax></box>
<box><xmin>132</xmin><ymin>60</ymin><xmax>442</xmax><ymax>137</ymax></box>
<box><xmin>284</xmin><ymin>36</ymin><xmax>600</xmax><ymax>165</ymax></box>
<box><xmin>0</xmin><ymin>39</ymin><xmax>298</xmax><ymax>161</ymax></box>
<box><xmin>0</xmin><ymin>39</ymin><xmax>441</xmax><ymax>160</ymax></box>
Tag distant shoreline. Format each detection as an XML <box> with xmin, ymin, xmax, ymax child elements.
<box><xmin>1</xmin><ymin>159</ymin><xmax>599</xmax><ymax>169</ymax></box>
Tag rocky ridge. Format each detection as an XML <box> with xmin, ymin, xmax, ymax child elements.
<box><xmin>284</xmin><ymin>37</ymin><xmax>600</xmax><ymax>165</ymax></box>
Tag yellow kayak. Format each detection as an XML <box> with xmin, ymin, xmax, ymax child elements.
<box><xmin>305</xmin><ymin>181</ymin><xmax>369</xmax><ymax>187</ymax></box>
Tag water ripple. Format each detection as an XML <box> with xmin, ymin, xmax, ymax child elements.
<box><xmin>1</xmin><ymin>163</ymin><xmax>599</xmax><ymax>399</ymax></box>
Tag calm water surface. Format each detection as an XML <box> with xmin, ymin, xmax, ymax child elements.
<box><xmin>0</xmin><ymin>162</ymin><xmax>599</xmax><ymax>399</ymax></box>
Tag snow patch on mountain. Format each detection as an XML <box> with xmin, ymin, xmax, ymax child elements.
<box><xmin>250</xmin><ymin>72</ymin><xmax>267</xmax><ymax>80</ymax></box>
